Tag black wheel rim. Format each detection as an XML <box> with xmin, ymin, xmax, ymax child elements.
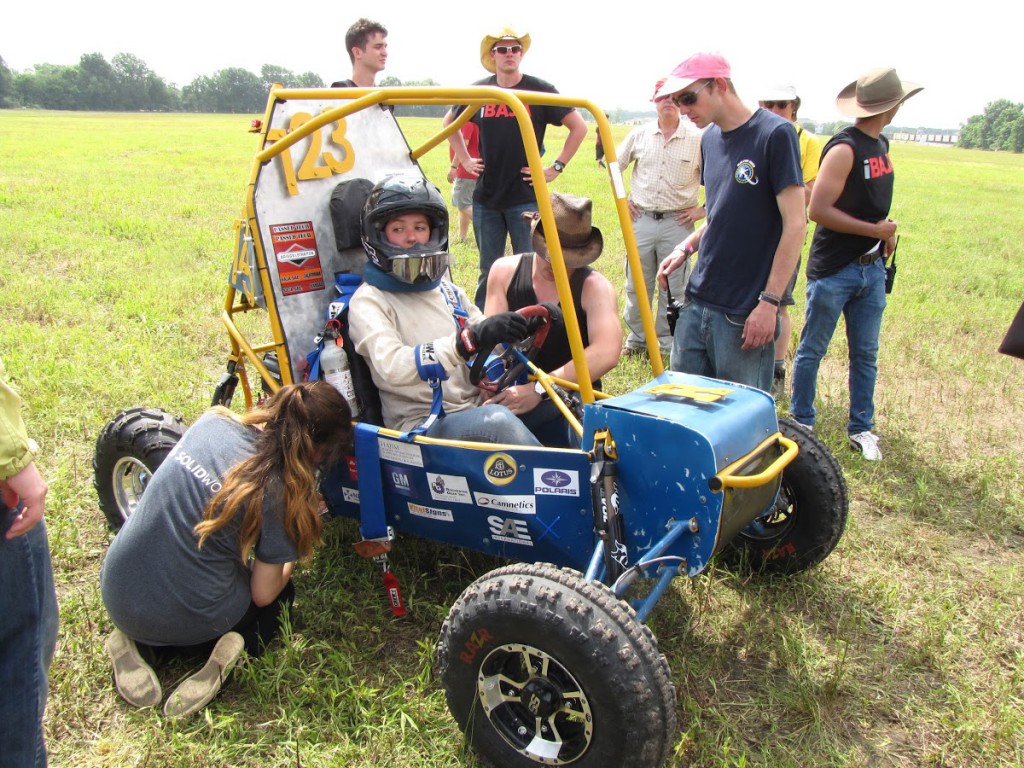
<box><xmin>477</xmin><ymin>642</ymin><xmax>593</xmax><ymax>764</ymax></box>
<box><xmin>739</xmin><ymin>476</ymin><xmax>796</xmax><ymax>542</ymax></box>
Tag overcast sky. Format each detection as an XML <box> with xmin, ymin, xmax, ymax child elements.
<box><xmin>5</xmin><ymin>1</ymin><xmax>1020</xmax><ymax>129</ymax></box>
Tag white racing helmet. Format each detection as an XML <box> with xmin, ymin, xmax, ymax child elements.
<box><xmin>361</xmin><ymin>174</ymin><xmax>450</xmax><ymax>284</ymax></box>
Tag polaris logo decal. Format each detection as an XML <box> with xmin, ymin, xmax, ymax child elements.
<box><xmin>533</xmin><ymin>468</ymin><xmax>580</xmax><ymax>496</ymax></box>
<box><xmin>484</xmin><ymin>453</ymin><xmax>517</xmax><ymax>485</ymax></box>
<box><xmin>473</xmin><ymin>493</ymin><xmax>536</xmax><ymax>514</ymax></box>
<box><xmin>487</xmin><ymin>516</ymin><xmax>533</xmax><ymax>546</ymax></box>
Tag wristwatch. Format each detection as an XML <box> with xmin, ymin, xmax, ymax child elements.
<box><xmin>552</xmin><ymin>160</ymin><xmax>566</xmax><ymax>173</ymax></box>
<box><xmin>534</xmin><ymin>381</ymin><xmax>549</xmax><ymax>399</ymax></box>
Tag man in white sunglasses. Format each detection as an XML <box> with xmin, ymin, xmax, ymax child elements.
<box><xmin>445</xmin><ymin>26</ymin><xmax>587</xmax><ymax>309</ymax></box>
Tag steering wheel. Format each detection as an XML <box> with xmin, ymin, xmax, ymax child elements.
<box><xmin>470</xmin><ymin>304</ymin><xmax>555</xmax><ymax>391</ymax></box>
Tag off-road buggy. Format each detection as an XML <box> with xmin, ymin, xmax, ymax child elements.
<box><xmin>93</xmin><ymin>85</ymin><xmax>848</xmax><ymax>768</ymax></box>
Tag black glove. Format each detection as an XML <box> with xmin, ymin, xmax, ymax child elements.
<box><xmin>457</xmin><ymin>312</ymin><xmax>532</xmax><ymax>361</ymax></box>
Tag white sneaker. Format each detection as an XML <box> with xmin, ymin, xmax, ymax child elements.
<box><xmin>849</xmin><ymin>431</ymin><xmax>882</xmax><ymax>461</ymax></box>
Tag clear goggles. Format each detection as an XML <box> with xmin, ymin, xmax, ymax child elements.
<box><xmin>390</xmin><ymin>250</ymin><xmax>450</xmax><ymax>284</ymax></box>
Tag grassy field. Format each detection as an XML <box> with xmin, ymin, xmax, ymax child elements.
<box><xmin>1</xmin><ymin>109</ymin><xmax>1022</xmax><ymax>767</ymax></box>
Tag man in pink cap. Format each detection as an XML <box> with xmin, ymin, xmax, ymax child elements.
<box><xmin>791</xmin><ymin>68</ymin><xmax>923</xmax><ymax>461</ymax></box>
<box><xmin>617</xmin><ymin>77</ymin><xmax>704</xmax><ymax>357</ymax></box>
<box><xmin>655</xmin><ymin>52</ymin><xmax>806</xmax><ymax>393</ymax></box>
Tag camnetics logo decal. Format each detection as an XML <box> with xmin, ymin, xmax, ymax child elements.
<box><xmin>533</xmin><ymin>468</ymin><xmax>580</xmax><ymax>496</ymax></box>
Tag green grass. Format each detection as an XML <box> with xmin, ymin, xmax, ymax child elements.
<box><xmin>1</xmin><ymin>110</ymin><xmax>1022</xmax><ymax>767</ymax></box>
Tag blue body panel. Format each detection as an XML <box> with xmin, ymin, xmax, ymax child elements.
<box><xmin>323</xmin><ymin>371</ymin><xmax>779</xmax><ymax>579</ymax></box>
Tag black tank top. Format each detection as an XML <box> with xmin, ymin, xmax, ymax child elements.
<box><xmin>506</xmin><ymin>254</ymin><xmax>600</xmax><ymax>388</ymax></box>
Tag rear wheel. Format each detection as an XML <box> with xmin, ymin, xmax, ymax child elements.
<box><xmin>721</xmin><ymin>418</ymin><xmax>848</xmax><ymax>575</ymax></box>
<box><xmin>437</xmin><ymin>563</ymin><xmax>676</xmax><ymax>768</ymax></box>
<box><xmin>93</xmin><ymin>407</ymin><xmax>186</xmax><ymax>530</ymax></box>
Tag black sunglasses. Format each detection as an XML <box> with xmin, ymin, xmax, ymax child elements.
<box><xmin>762</xmin><ymin>101</ymin><xmax>792</xmax><ymax>109</ymax></box>
<box><xmin>673</xmin><ymin>80</ymin><xmax>712</xmax><ymax>107</ymax></box>
<box><xmin>492</xmin><ymin>44</ymin><xmax>523</xmax><ymax>55</ymax></box>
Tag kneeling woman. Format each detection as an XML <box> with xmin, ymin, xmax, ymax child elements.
<box><xmin>101</xmin><ymin>382</ymin><xmax>353</xmax><ymax>717</ymax></box>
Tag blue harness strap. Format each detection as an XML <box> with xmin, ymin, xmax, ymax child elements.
<box><xmin>353</xmin><ymin>422</ymin><xmax>389</xmax><ymax>541</ymax></box>
<box><xmin>401</xmin><ymin>281</ymin><xmax>468</xmax><ymax>440</ymax></box>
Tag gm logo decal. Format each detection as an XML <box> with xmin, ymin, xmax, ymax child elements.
<box><xmin>484</xmin><ymin>453</ymin><xmax>517</xmax><ymax>485</ymax></box>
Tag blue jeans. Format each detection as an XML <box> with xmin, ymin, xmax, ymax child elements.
<box><xmin>670</xmin><ymin>299</ymin><xmax>778</xmax><ymax>392</ymax></box>
<box><xmin>426</xmin><ymin>404</ymin><xmax>541</xmax><ymax>446</ymax></box>
<box><xmin>791</xmin><ymin>259</ymin><xmax>887</xmax><ymax>434</ymax></box>
<box><xmin>472</xmin><ymin>201</ymin><xmax>536</xmax><ymax>309</ymax></box>
<box><xmin>0</xmin><ymin>506</ymin><xmax>59</xmax><ymax>768</ymax></box>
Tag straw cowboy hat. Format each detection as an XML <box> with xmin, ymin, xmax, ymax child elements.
<box><xmin>480</xmin><ymin>26</ymin><xmax>531</xmax><ymax>73</ymax></box>
<box><xmin>836</xmin><ymin>67</ymin><xmax>923</xmax><ymax>118</ymax></box>
<box><xmin>524</xmin><ymin>193</ymin><xmax>603</xmax><ymax>269</ymax></box>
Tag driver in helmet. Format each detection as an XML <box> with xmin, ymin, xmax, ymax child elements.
<box><xmin>348</xmin><ymin>173</ymin><xmax>542</xmax><ymax>445</ymax></box>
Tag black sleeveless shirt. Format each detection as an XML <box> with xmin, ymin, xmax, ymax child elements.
<box><xmin>506</xmin><ymin>254</ymin><xmax>600</xmax><ymax>389</ymax></box>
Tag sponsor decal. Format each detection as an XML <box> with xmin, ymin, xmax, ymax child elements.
<box><xmin>428</xmin><ymin>473</ymin><xmax>472</xmax><ymax>504</ymax></box>
<box><xmin>408</xmin><ymin>502</ymin><xmax>454</xmax><ymax>523</ymax></box>
<box><xmin>473</xmin><ymin>492</ymin><xmax>536</xmax><ymax>515</ymax></box>
<box><xmin>385</xmin><ymin>463</ymin><xmax>415</xmax><ymax>497</ymax></box>
<box><xmin>270</xmin><ymin>221</ymin><xmax>325</xmax><ymax>295</ymax></box>
<box><xmin>484</xmin><ymin>453</ymin><xmax>517</xmax><ymax>485</ymax></box>
<box><xmin>459</xmin><ymin>628</ymin><xmax>494</xmax><ymax>665</ymax></box>
<box><xmin>533</xmin><ymin>468</ymin><xmax>580</xmax><ymax>496</ymax></box>
<box><xmin>342</xmin><ymin>487</ymin><xmax>359</xmax><ymax>504</ymax></box>
<box><xmin>379</xmin><ymin>438</ymin><xmax>424</xmax><ymax>467</ymax></box>
<box><xmin>345</xmin><ymin>455</ymin><xmax>358</xmax><ymax>481</ymax></box>
<box><xmin>487</xmin><ymin>515</ymin><xmax>534</xmax><ymax>547</ymax></box>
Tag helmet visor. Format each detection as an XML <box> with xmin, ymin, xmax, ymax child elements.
<box><xmin>390</xmin><ymin>250</ymin><xmax>450</xmax><ymax>284</ymax></box>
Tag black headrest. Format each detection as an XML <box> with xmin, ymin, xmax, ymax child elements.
<box><xmin>329</xmin><ymin>178</ymin><xmax>374</xmax><ymax>251</ymax></box>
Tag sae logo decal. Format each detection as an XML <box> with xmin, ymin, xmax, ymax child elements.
<box><xmin>484</xmin><ymin>453</ymin><xmax>517</xmax><ymax>485</ymax></box>
<box><xmin>533</xmin><ymin>468</ymin><xmax>580</xmax><ymax>496</ymax></box>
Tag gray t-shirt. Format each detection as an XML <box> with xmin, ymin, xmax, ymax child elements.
<box><xmin>101</xmin><ymin>412</ymin><xmax>298</xmax><ymax>646</ymax></box>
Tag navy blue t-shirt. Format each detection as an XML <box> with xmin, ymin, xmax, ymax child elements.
<box><xmin>688</xmin><ymin>108</ymin><xmax>803</xmax><ymax>314</ymax></box>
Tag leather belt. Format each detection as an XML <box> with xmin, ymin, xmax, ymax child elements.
<box><xmin>642</xmin><ymin>209</ymin><xmax>680</xmax><ymax>221</ymax></box>
<box><xmin>856</xmin><ymin>253</ymin><xmax>880</xmax><ymax>265</ymax></box>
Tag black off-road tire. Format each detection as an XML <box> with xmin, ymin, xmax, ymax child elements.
<box><xmin>721</xmin><ymin>417</ymin><xmax>848</xmax><ymax>575</ymax></box>
<box><xmin>437</xmin><ymin>563</ymin><xmax>677</xmax><ymax>768</ymax></box>
<box><xmin>93</xmin><ymin>407</ymin><xmax>186</xmax><ymax>530</ymax></box>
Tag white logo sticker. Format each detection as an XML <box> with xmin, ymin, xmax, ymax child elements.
<box><xmin>473</xmin><ymin>492</ymin><xmax>536</xmax><ymax>515</ymax></box>
<box><xmin>427</xmin><ymin>473</ymin><xmax>472</xmax><ymax>504</ymax></box>
<box><xmin>379</xmin><ymin>439</ymin><xmax>424</xmax><ymax>467</ymax></box>
<box><xmin>487</xmin><ymin>515</ymin><xmax>534</xmax><ymax>547</ymax></box>
<box><xmin>408</xmin><ymin>502</ymin><xmax>454</xmax><ymax>522</ymax></box>
<box><xmin>342</xmin><ymin>487</ymin><xmax>360</xmax><ymax>504</ymax></box>
<box><xmin>533</xmin><ymin>468</ymin><xmax>580</xmax><ymax>496</ymax></box>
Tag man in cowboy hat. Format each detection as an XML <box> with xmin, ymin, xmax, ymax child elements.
<box><xmin>790</xmin><ymin>68</ymin><xmax>923</xmax><ymax>461</ymax></box>
<box><xmin>483</xmin><ymin>192</ymin><xmax>622</xmax><ymax>447</ymax></box>
<box><xmin>758</xmin><ymin>83</ymin><xmax>823</xmax><ymax>393</ymax></box>
<box><xmin>655</xmin><ymin>52</ymin><xmax>806</xmax><ymax>393</ymax></box>
<box><xmin>617</xmin><ymin>77</ymin><xmax>704</xmax><ymax>358</ymax></box>
<box><xmin>444</xmin><ymin>26</ymin><xmax>588</xmax><ymax>309</ymax></box>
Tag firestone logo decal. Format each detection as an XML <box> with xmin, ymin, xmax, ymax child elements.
<box><xmin>533</xmin><ymin>468</ymin><xmax>580</xmax><ymax>496</ymax></box>
<box><xmin>484</xmin><ymin>453</ymin><xmax>517</xmax><ymax>485</ymax></box>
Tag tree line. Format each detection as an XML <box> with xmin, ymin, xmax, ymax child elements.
<box><xmin>957</xmin><ymin>100</ymin><xmax>1024</xmax><ymax>152</ymax></box>
<box><xmin>0</xmin><ymin>52</ymin><xmax>453</xmax><ymax>116</ymax></box>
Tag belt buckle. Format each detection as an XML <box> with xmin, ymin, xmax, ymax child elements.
<box><xmin>650</xmin><ymin>211</ymin><xmax>665</xmax><ymax>220</ymax></box>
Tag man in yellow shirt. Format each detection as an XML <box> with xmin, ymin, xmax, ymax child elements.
<box><xmin>759</xmin><ymin>85</ymin><xmax>822</xmax><ymax>393</ymax></box>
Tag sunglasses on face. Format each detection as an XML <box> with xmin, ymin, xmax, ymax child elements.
<box><xmin>492</xmin><ymin>45</ymin><xmax>523</xmax><ymax>55</ymax></box>
<box><xmin>762</xmin><ymin>101</ymin><xmax>791</xmax><ymax>110</ymax></box>
<box><xmin>673</xmin><ymin>80</ymin><xmax>712</xmax><ymax>107</ymax></box>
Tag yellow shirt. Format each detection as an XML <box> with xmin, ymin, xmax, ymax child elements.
<box><xmin>796</xmin><ymin>124</ymin><xmax>823</xmax><ymax>185</ymax></box>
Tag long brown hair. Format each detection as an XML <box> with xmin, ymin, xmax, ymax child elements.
<box><xmin>194</xmin><ymin>381</ymin><xmax>353</xmax><ymax>562</ymax></box>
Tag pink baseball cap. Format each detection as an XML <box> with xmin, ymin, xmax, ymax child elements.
<box><xmin>655</xmin><ymin>53</ymin><xmax>731</xmax><ymax>100</ymax></box>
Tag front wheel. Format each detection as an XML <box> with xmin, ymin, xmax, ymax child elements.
<box><xmin>437</xmin><ymin>563</ymin><xmax>676</xmax><ymax>768</ymax></box>
<box><xmin>93</xmin><ymin>407</ymin><xmax>186</xmax><ymax>530</ymax></box>
<box><xmin>721</xmin><ymin>417</ymin><xmax>849</xmax><ymax>575</ymax></box>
